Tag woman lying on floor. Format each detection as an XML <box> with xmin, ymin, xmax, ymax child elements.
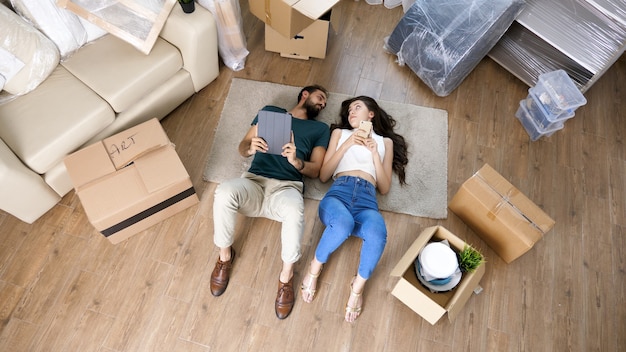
<box><xmin>301</xmin><ymin>95</ymin><xmax>408</xmax><ymax>322</ymax></box>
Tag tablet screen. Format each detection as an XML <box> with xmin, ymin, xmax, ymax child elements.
<box><xmin>257</xmin><ymin>110</ymin><xmax>292</xmax><ymax>155</ymax></box>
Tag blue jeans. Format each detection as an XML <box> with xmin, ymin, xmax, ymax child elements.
<box><xmin>315</xmin><ymin>176</ymin><xmax>387</xmax><ymax>279</ymax></box>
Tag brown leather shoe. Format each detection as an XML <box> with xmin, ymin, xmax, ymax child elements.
<box><xmin>275</xmin><ymin>277</ymin><xmax>295</xmax><ymax>319</ymax></box>
<box><xmin>210</xmin><ymin>248</ymin><xmax>235</xmax><ymax>297</ymax></box>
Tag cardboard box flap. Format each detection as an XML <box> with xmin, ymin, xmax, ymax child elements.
<box><xmin>390</xmin><ymin>226</ymin><xmax>438</xmax><ymax>277</ymax></box>
<box><xmin>77</xmin><ymin>166</ymin><xmax>148</xmax><ymax>227</ymax></box>
<box><xmin>64</xmin><ymin>142</ymin><xmax>116</xmax><ymax>189</ymax></box>
<box><xmin>291</xmin><ymin>0</ymin><xmax>340</xmax><ymax>20</ymax></box>
<box><xmin>391</xmin><ymin>278</ymin><xmax>446</xmax><ymax>325</ymax></box>
<box><xmin>474</xmin><ymin>164</ymin><xmax>555</xmax><ymax>235</ymax></box>
<box><xmin>446</xmin><ymin>261</ymin><xmax>485</xmax><ymax>321</ymax></box>
<box><xmin>102</xmin><ymin>118</ymin><xmax>171</xmax><ymax>170</ymax></box>
<box><xmin>134</xmin><ymin>146</ymin><xmax>191</xmax><ymax>193</ymax></box>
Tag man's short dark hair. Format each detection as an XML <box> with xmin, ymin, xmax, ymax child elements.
<box><xmin>298</xmin><ymin>84</ymin><xmax>329</xmax><ymax>103</ymax></box>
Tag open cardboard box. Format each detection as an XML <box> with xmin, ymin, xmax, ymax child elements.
<box><xmin>249</xmin><ymin>0</ymin><xmax>340</xmax><ymax>38</ymax></box>
<box><xmin>449</xmin><ymin>164</ymin><xmax>555</xmax><ymax>263</ymax></box>
<box><xmin>64</xmin><ymin>118</ymin><xmax>198</xmax><ymax>244</ymax></box>
<box><xmin>390</xmin><ymin>226</ymin><xmax>485</xmax><ymax>325</ymax></box>
<box><xmin>264</xmin><ymin>9</ymin><xmax>339</xmax><ymax>60</ymax></box>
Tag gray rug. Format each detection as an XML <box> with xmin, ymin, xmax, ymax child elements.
<box><xmin>203</xmin><ymin>78</ymin><xmax>448</xmax><ymax>219</ymax></box>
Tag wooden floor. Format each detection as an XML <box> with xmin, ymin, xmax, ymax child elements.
<box><xmin>1</xmin><ymin>1</ymin><xmax>625</xmax><ymax>351</ymax></box>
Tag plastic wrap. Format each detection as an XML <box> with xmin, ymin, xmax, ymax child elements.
<box><xmin>587</xmin><ymin>0</ymin><xmax>626</xmax><ymax>26</ymax></box>
<box><xmin>10</xmin><ymin>0</ymin><xmax>88</xmax><ymax>59</ymax></box>
<box><xmin>488</xmin><ymin>0</ymin><xmax>626</xmax><ymax>93</ymax></box>
<box><xmin>515</xmin><ymin>0</ymin><xmax>626</xmax><ymax>75</ymax></box>
<box><xmin>0</xmin><ymin>4</ymin><xmax>60</xmax><ymax>101</ymax></box>
<box><xmin>58</xmin><ymin>0</ymin><xmax>177</xmax><ymax>55</ymax></box>
<box><xmin>489</xmin><ymin>21</ymin><xmax>594</xmax><ymax>89</ymax></box>
<box><xmin>0</xmin><ymin>47</ymin><xmax>25</xmax><ymax>86</ymax></box>
<box><xmin>385</xmin><ymin>0</ymin><xmax>525</xmax><ymax>97</ymax></box>
<box><xmin>197</xmin><ymin>0</ymin><xmax>248</xmax><ymax>71</ymax></box>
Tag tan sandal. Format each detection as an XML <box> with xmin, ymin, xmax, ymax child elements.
<box><xmin>345</xmin><ymin>282</ymin><xmax>362</xmax><ymax>323</ymax></box>
<box><xmin>300</xmin><ymin>265</ymin><xmax>322</xmax><ymax>303</ymax></box>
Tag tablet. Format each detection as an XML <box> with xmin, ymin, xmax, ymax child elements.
<box><xmin>257</xmin><ymin>110</ymin><xmax>292</xmax><ymax>155</ymax></box>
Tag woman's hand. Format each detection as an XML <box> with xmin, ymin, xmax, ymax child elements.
<box><xmin>347</xmin><ymin>130</ymin><xmax>368</xmax><ymax>148</ymax></box>
<box><xmin>349</xmin><ymin>131</ymin><xmax>378</xmax><ymax>159</ymax></box>
<box><xmin>363</xmin><ymin>136</ymin><xmax>378</xmax><ymax>156</ymax></box>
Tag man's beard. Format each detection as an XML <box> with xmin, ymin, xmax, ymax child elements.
<box><xmin>304</xmin><ymin>99</ymin><xmax>322</xmax><ymax>119</ymax></box>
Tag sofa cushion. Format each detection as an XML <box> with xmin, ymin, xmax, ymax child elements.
<box><xmin>10</xmin><ymin>0</ymin><xmax>88</xmax><ymax>59</ymax></box>
<box><xmin>0</xmin><ymin>4</ymin><xmax>59</xmax><ymax>96</ymax></box>
<box><xmin>0</xmin><ymin>65</ymin><xmax>115</xmax><ymax>174</ymax></box>
<box><xmin>61</xmin><ymin>35</ymin><xmax>183</xmax><ymax>113</ymax></box>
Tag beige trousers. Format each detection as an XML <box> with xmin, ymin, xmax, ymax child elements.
<box><xmin>213</xmin><ymin>172</ymin><xmax>305</xmax><ymax>263</ymax></box>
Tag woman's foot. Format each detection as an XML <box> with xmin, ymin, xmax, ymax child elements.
<box><xmin>345</xmin><ymin>277</ymin><xmax>363</xmax><ymax>323</ymax></box>
<box><xmin>300</xmin><ymin>262</ymin><xmax>322</xmax><ymax>303</ymax></box>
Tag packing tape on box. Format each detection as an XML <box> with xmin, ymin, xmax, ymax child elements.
<box><xmin>474</xmin><ymin>172</ymin><xmax>546</xmax><ymax>235</ymax></box>
<box><xmin>265</xmin><ymin>0</ymin><xmax>271</xmax><ymax>25</ymax></box>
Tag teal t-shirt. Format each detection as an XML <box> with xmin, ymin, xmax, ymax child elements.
<box><xmin>248</xmin><ymin>105</ymin><xmax>330</xmax><ymax>182</ymax></box>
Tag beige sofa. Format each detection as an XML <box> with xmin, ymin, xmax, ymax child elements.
<box><xmin>0</xmin><ymin>3</ymin><xmax>219</xmax><ymax>224</ymax></box>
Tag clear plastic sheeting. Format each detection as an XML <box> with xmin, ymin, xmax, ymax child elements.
<box><xmin>58</xmin><ymin>0</ymin><xmax>177</xmax><ymax>55</ymax></box>
<box><xmin>385</xmin><ymin>0</ymin><xmax>525</xmax><ymax>97</ymax></box>
<box><xmin>197</xmin><ymin>0</ymin><xmax>249</xmax><ymax>71</ymax></box>
<box><xmin>587</xmin><ymin>0</ymin><xmax>626</xmax><ymax>26</ymax></box>
<box><xmin>488</xmin><ymin>0</ymin><xmax>626</xmax><ymax>93</ymax></box>
<box><xmin>489</xmin><ymin>22</ymin><xmax>594</xmax><ymax>89</ymax></box>
<box><xmin>69</xmin><ymin>0</ymin><xmax>158</xmax><ymax>40</ymax></box>
<box><xmin>515</xmin><ymin>0</ymin><xmax>626</xmax><ymax>75</ymax></box>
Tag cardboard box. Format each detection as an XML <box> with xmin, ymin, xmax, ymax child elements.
<box><xmin>249</xmin><ymin>0</ymin><xmax>340</xmax><ymax>38</ymax></box>
<box><xmin>449</xmin><ymin>164</ymin><xmax>555</xmax><ymax>263</ymax></box>
<box><xmin>390</xmin><ymin>226</ymin><xmax>485</xmax><ymax>325</ymax></box>
<box><xmin>64</xmin><ymin>118</ymin><xmax>199</xmax><ymax>244</ymax></box>
<box><xmin>264</xmin><ymin>12</ymin><xmax>332</xmax><ymax>60</ymax></box>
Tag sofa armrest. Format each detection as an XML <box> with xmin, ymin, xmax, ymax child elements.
<box><xmin>0</xmin><ymin>138</ymin><xmax>61</xmax><ymax>223</ymax></box>
<box><xmin>160</xmin><ymin>4</ymin><xmax>219</xmax><ymax>92</ymax></box>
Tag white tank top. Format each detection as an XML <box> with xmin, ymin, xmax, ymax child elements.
<box><xmin>333</xmin><ymin>129</ymin><xmax>386</xmax><ymax>180</ymax></box>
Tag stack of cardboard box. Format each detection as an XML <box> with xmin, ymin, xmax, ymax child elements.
<box><xmin>249</xmin><ymin>0</ymin><xmax>340</xmax><ymax>60</ymax></box>
<box><xmin>64</xmin><ymin>119</ymin><xmax>199</xmax><ymax>244</ymax></box>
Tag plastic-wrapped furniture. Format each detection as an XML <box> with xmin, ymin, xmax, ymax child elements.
<box><xmin>489</xmin><ymin>0</ymin><xmax>626</xmax><ymax>92</ymax></box>
<box><xmin>385</xmin><ymin>0</ymin><xmax>525</xmax><ymax>96</ymax></box>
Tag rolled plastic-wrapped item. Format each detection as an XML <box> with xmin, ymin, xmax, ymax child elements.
<box><xmin>0</xmin><ymin>4</ymin><xmax>60</xmax><ymax>98</ymax></box>
<box><xmin>197</xmin><ymin>0</ymin><xmax>249</xmax><ymax>71</ymax></box>
<box><xmin>10</xmin><ymin>0</ymin><xmax>88</xmax><ymax>59</ymax></box>
<box><xmin>386</xmin><ymin>0</ymin><xmax>525</xmax><ymax>97</ymax></box>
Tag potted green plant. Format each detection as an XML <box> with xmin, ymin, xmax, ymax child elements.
<box><xmin>178</xmin><ymin>0</ymin><xmax>195</xmax><ymax>14</ymax></box>
<box><xmin>457</xmin><ymin>245</ymin><xmax>484</xmax><ymax>273</ymax></box>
